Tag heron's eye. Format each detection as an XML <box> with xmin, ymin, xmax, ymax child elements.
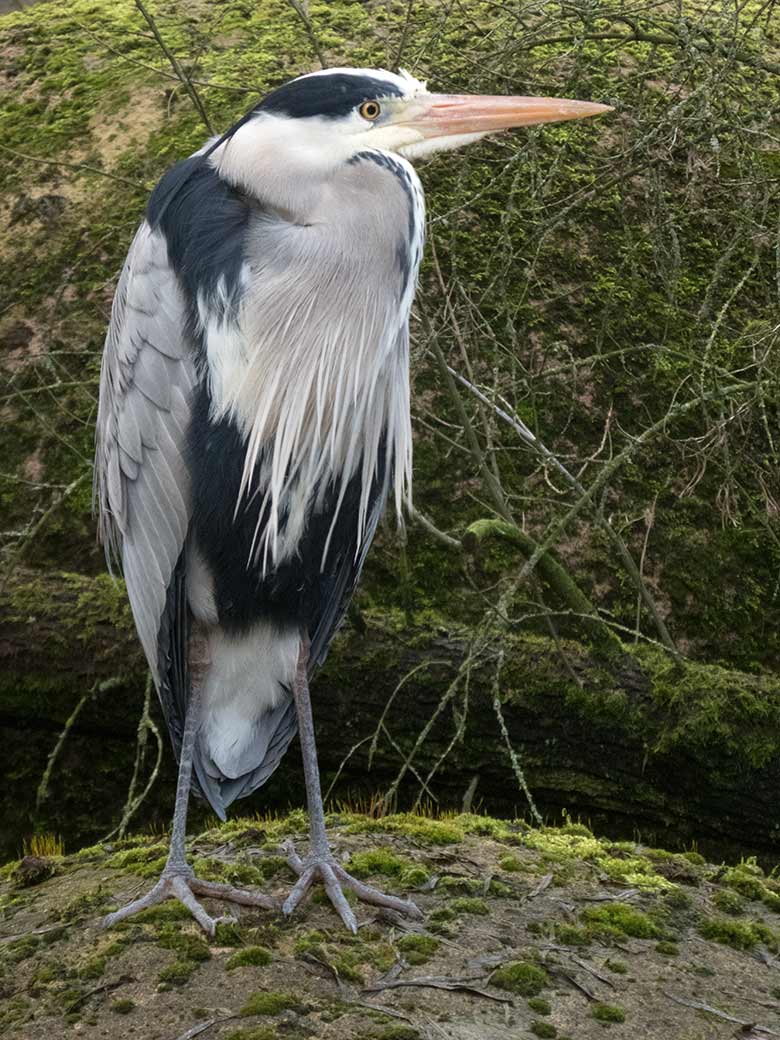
<box><xmin>359</xmin><ymin>100</ymin><xmax>382</xmax><ymax>121</ymax></box>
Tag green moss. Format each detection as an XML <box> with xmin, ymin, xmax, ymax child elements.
<box><xmin>348</xmin><ymin>848</ymin><xmax>408</xmax><ymax>879</ymax></box>
<box><xmin>592</xmin><ymin>1003</ymin><xmax>626</xmax><ymax>1023</ymax></box>
<box><xmin>491</xmin><ymin>961</ymin><xmax>548</xmax><ymax>996</ymax></box>
<box><xmin>59</xmin><ymin>988</ymin><xmax>84</xmax><ymax>1013</ymax></box>
<box><xmin>0</xmin><ymin>995</ymin><xmax>31</xmax><ymax>1030</ymax></box>
<box><xmin>59</xmin><ymin>886</ymin><xmax>110</xmax><ymax>921</ymax></box>
<box><xmin>77</xmin><ymin>955</ymin><xmax>106</xmax><ymax>979</ymax></box>
<box><xmin>397</xmin><ymin>934</ymin><xmax>439</xmax><ymax>964</ymax></box>
<box><xmin>102</xmin><ymin>938</ymin><xmax>129</xmax><ymax>959</ymax></box>
<box><xmin>331</xmin><ymin>955</ymin><xmax>364</xmax><ymax>984</ymax></box>
<box><xmin>450</xmin><ymin>813</ymin><xmax>518</xmax><ymax>839</ymax></box>
<box><xmin>655</xmin><ymin>941</ymin><xmax>679</xmax><ymax>956</ymax></box>
<box><xmin>663</xmin><ymin>888</ymin><xmax>694</xmax><ymax>911</ymax></box>
<box><xmin>580</xmin><ymin>903</ymin><xmax>661</xmax><ymax>940</ymax></box>
<box><xmin>33</xmin><ymin>964</ymin><xmax>58</xmax><ymax>984</ymax></box>
<box><xmin>723</xmin><ymin>863</ymin><xmax>766</xmax><ymax>901</ymax></box>
<box><xmin>531</xmin><ymin>1023</ymin><xmax>557</xmax><ymax>1039</ymax></box>
<box><xmin>254</xmin><ymin>856</ymin><xmax>290</xmax><ymax>880</ymax></box>
<box><xmin>558</xmin><ymin>822</ymin><xmax>595</xmax><ymax>838</ymax></box>
<box><xmin>449</xmin><ymin>897</ymin><xmax>489</xmax><ymax>916</ymax></box>
<box><xmin>555</xmin><ymin>924</ymin><xmax>591</xmax><ymax>946</ymax></box>
<box><xmin>521</xmin><ymin>829</ymin><xmax>671</xmax><ymax>891</ymax></box>
<box><xmin>605</xmin><ymin>959</ymin><xmax>627</xmax><ymax>973</ymax></box>
<box><xmin>71</xmin><ymin>843</ymin><xmax>106</xmax><ymax>862</ymax></box>
<box><xmin>226</xmin><ymin>946</ymin><xmax>273</xmax><ymax>970</ymax></box>
<box><xmin>698</xmin><ymin>916</ymin><xmax>777</xmax><ymax>951</ymax></box>
<box><xmin>293</xmin><ymin>930</ymin><xmax>327</xmax><ymax>958</ymax></box>
<box><xmin>224</xmin><ymin>1029</ymin><xmax>277</xmax><ymax>1040</ymax></box>
<box><xmin>528</xmin><ymin>997</ymin><xmax>552</xmax><ymax>1014</ymax></box>
<box><xmin>240</xmin><ymin>991</ymin><xmax>298</xmax><ymax>1017</ymax></box>
<box><xmin>399</xmin><ymin>865</ymin><xmax>431</xmax><ymax>888</ymax></box>
<box><xmin>107</xmin><ymin>843</ymin><xmax>168</xmax><ymax>878</ymax></box>
<box><xmin>189</xmin><ymin>857</ymin><xmax>249</xmax><ymax>884</ymax></box>
<box><xmin>488</xmin><ymin>879</ymin><xmax>513</xmax><ymax>898</ymax></box>
<box><xmin>215</xmin><ymin>921</ymin><xmax>245</xmax><ymax>946</ymax></box>
<box><xmin>713</xmin><ymin>889</ymin><xmax>747</xmax><ymax>915</ymax></box>
<box><xmin>110</xmin><ymin>999</ymin><xmax>134</xmax><ymax>1014</ymax></box>
<box><xmin>438</xmin><ymin>875</ymin><xmax>483</xmax><ymax>895</ymax></box>
<box><xmin>683</xmin><ymin>852</ymin><xmax>706</xmax><ymax>866</ymax></box>
<box><xmin>158</xmin><ymin>927</ymin><xmax>211</xmax><ymax>963</ymax></box>
<box><xmin>6</xmin><ymin>935</ymin><xmax>40</xmax><ymax>962</ymax></box>
<box><xmin>157</xmin><ymin>960</ymin><xmax>198</xmax><ymax>985</ymax></box>
<box><xmin>498</xmin><ymin>854</ymin><xmax>524</xmax><ymax>872</ymax></box>
<box><xmin>133</xmin><ymin>902</ymin><xmax>193</xmax><ymax>923</ymax></box>
<box><xmin>348</xmin><ymin>814</ymin><xmax>462</xmax><ymax>846</ymax></box>
<box><xmin>428</xmin><ymin>905</ymin><xmax>456</xmax><ymax>923</ymax></box>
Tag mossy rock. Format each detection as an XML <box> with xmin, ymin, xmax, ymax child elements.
<box><xmin>491</xmin><ymin>961</ymin><xmax>548</xmax><ymax>996</ymax></box>
<box><xmin>226</xmin><ymin>946</ymin><xmax>273</xmax><ymax>970</ymax></box>
<box><xmin>240</xmin><ymin>991</ymin><xmax>300</xmax><ymax>1017</ymax></box>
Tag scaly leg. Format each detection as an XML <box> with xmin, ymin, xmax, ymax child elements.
<box><xmin>101</xmin><ymin>685</ymin><xmax>278</xmax><ymax>937</ymax></box>
<box><xmin>281</xmin><ymin>635</ymin><xmax>422</xmax><ymax>933</ymax></box>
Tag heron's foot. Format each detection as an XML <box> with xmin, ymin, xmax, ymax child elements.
<box><xmin>101</xmin><ymin>866</ymin><xmax>279</xmax><ymax>938</ymax></box>
<box><xmin>281</xmin><ymin>840</ymin><xmax>423</xmax><ymax>933</ymax></box>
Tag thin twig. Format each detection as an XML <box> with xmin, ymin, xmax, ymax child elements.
<box><xmin>285</xmin><ymin>0</ymin><xmax>328</xmax><ymax>68</ymax></box>
<box><xmin>0</xmin><ymin>472</ymin><xmax>90</xmax><ymax>593</ymax></box>
<box><xmin>36</xmin><ymin>677</ymin><xmax>124</xmax><ymax>808</ymax></box>
<box><xmin>449</xmin><ymin>365</ymin><xmax>680</xmax><ymax>660</ymax></box>
<box><xmin>102</xmin><ymin>673</ymin><xmax>164</xmax><ymax>841</ymax></box>
<box><xmin>491</xmin><ymin>649</ymin><xmax>543</xmax><ymax>825</ymax></box>
<box><xmin>663</xmin><ymin>992</ymin><xmax>779</xmax><ymax>1034</ymax></box>
<box><xmin>134</xmin><ymin>0</ymin><xmax>214</xmax><ymax>134</ymax></box>
<box><xmin>408</xmin><ymin>504</ymin><xmax>461</xmax><ymax>550</ymax></box>
<box><xmin>506</xmin><ymin>384</ymin><xmax>752</xmax><ymax>608</ymax></box>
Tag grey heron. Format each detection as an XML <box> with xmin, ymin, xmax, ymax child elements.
<box><xmin>94</xmin><ymin>66</ymin><xmax>610</xmax><ymax>935</ymax></box>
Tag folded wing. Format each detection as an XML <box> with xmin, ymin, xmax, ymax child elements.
<box><xmin>94</xmin><ymin>222</ymin><xmax>197</xmax><ymax>752</ymax></box>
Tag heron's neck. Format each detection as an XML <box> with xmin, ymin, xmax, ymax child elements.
<box><xmin>210</xmin><ymin>114</ymin><xmax>353</xmax><ymax>223</ymax></box>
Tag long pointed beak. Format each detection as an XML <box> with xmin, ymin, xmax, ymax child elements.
<box><xmin>409</xmin><ymin>93</ymin><xmax>612</xmax><ymax>137</ymax></box>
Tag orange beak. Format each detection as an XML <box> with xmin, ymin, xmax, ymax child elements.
<box><xmin>408</xmin><ymin>93</ymin><xmax>612</xmax><ymax>137</ymax></box>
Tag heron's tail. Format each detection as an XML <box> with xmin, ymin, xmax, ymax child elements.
<box><xmin>190</xmin><ymin>620</ymin><xmax>300</xmax><ymax>819</ymax></box>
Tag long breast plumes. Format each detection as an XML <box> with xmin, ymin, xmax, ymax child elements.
<box><xmin>202</xmin><ymin>151</ymin><xmax>425</xmax><ymax>572</ymax></box>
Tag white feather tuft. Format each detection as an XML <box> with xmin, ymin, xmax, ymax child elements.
<box><xmin>198</xmin><ymin>620</ymin><xmax>299</xmax><ymax>779</ymax></box>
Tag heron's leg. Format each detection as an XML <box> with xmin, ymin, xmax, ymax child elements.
<box><xmin>101</xmin><ymin>686</ymin><xmax>277</xmax><ymax>937</ymax></box>
<box><xmin>162</xmin><ymin>683</ymin><xmax>202</xmax><ymax>875</ymax></box>
<box><xmin>281</xmin><ymin>636</ymin><xmax>422</xmax><ymax>933</ymax></box>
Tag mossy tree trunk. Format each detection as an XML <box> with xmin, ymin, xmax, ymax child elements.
<box><xmin>3</xmin><ymin>570</ymin><xmax>780</xmax><ymax>864</ymax></box>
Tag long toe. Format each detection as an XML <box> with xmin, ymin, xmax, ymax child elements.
<box><xmin>102</xmin><ymin>870</ymin><xmax>277</xmax><ymax>937</ymax></box>
<box><xmin>101</xmin><ymin>876</ymin><xmax>170</xmax><ymax>929</ymax></box>
<box><xmin>189</xmin><ymin>878</ymin><xmax>278</xmax><ymax>909</ymax></box>
<box><xmin>280</xmin><ymin>843</ymin><xmax>421</xmax><ymax>931</ymax></box>
<box><xmin>333</xmin><ymin>864</ymin><xmax>423</xmax><ymax>919</ymax></box>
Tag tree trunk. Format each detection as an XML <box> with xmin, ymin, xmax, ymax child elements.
<box><xmin>2</xmin><ymin>569</ymin><xmax>779</xmax><ymax>864</ymax></box>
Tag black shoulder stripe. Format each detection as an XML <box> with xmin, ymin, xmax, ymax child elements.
<box><xmin>147</xmin><ymin>156</ymin><xmax>251</xmax><ymax>323</ymax></box>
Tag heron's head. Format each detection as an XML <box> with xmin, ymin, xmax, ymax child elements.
<box><xmin>213</xmin><ymin>67</ymin><xmax>610</xmax><ymax>213</ymax></box>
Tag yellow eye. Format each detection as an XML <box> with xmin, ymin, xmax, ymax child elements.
<box><xmin>359</xmin><ymin>100</ymin><xmax>381</xmax><ymax>121</ymax></box>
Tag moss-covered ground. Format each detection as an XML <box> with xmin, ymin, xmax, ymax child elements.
<box><xmin>2</xmin><ymin>811</ymin><xmax>780</xmax><ymax>1038</ymax></box>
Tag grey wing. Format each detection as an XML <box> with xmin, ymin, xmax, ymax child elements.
<box><xmin>94</xmin><ymin>221</ymin><xmax>197</xmax><ymax>743</ymax></box>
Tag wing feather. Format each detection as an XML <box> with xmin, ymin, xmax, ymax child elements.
<box><xmin>95</xmin><ymin>221</ymin><xmax>196</xmax><ymax>692</ymax></box>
